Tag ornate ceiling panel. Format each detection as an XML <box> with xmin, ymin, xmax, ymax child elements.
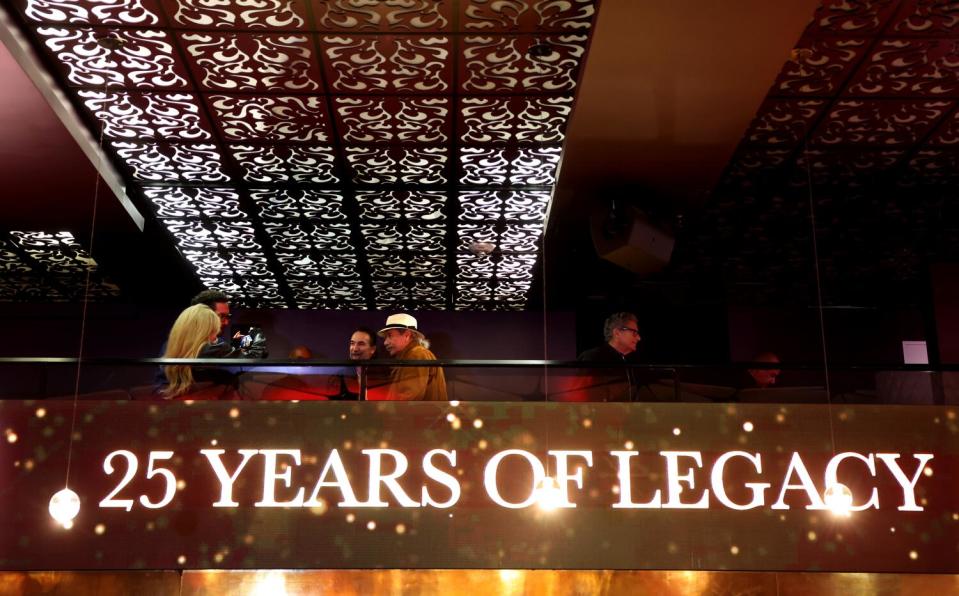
<box><xmin>0</xmin><ymin>231</ymin><xmax>119</xmax><ymax>302</ymax></box>
<box><xmin>8</xmin><ymin>0</ymin><xmax>600</xmax><ymax>309</ymax></box>
<box><xmin>682</xmin><ymin>0</ymin><xmax>959</xmax><ymax>305</ymax></box>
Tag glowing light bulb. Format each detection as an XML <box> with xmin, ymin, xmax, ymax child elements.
<box><xmin>823</xmin><ymin>482</ymin><xmax>854</xmax><ymax>517</ymax></box>
<box><xmin>49</xmin><ymin>488</ymin><xmax>80</xmax><ymax>527</ymax></box>
<box><xmin>535</xmin><ymin>476</ymin><xmax>564</xmax><ymax>511</ymax></box>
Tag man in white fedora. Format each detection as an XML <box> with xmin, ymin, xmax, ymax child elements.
<box><xmin>376</xmin><ymin>313</ymin><xmax>447</xmax><ymax>401</ymax></box>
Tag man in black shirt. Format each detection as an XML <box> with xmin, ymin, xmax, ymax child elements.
<box><xmin>578</xmin><ymin>312</ymin><xmax>641</xmax><ymax>363</ymax></box>
<box><xmin>574</xmin><ymin>312</ymin><xmax>643</xmax><ymax>401</ymax></box>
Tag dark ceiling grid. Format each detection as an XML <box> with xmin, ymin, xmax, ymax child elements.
<box><xmin>301</xmin><ymin>3</ymin><xmax>377</xmax><ymax>311</ymax></box>
<box><xmin>674</xmin><ymin>0</ymin><xmax>959</xmax><ymax>306</ymax></box>
<box><xmin>8</xmin><ymin>0</ymin><xmax>599</xmax><ymax>310</ymax></box>
<box><xmin>0</xmin><ymin>230</ymin><xmax>120</xmax><ymax>301</ymax></box>
<box><xmin>156</xmin><ymin>1</ymin><xmax>298</xmax><ymax>310</ymax></box>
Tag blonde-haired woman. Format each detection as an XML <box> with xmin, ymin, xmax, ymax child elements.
<box><xmin>162</xmin><ymin>304</ymin><xmax>231</xmax><ymax>399</ymax></box>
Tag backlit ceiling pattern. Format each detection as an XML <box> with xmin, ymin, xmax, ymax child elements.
<box><xmin>0</xmin><ymin>231</ymin><xmax>119</xmax><ymax>301</ymax></box>
<box><xmin>674</xmin><ymin>0</ymin><xmax>959</xmax><ymax>305</ymax></box>
<box><xmin>12</xmin><ymin>0</ymin><xmax>599</xmax><ymax>309</ymax></box>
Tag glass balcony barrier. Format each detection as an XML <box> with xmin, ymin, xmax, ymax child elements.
<box><xmin>0</xmin><ymin>358</ymin><xmax>956</xmax><ymax>405</ymax></box>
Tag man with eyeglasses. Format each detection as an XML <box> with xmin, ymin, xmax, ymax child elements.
<box><xmin>579</xmin><ymin>312</ymin><xmax>641</xmax><ymax>362</ymax></box>
<box><xmin>573</xmin><ymin>312</ymin><xmax>642</xmax><ymax>401</ymax></box>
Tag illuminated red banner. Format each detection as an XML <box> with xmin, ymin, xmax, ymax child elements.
<box><xmin>0</xmin><ymin>401</ymin><xmax>956</xmax><ymax>572</ymax></box>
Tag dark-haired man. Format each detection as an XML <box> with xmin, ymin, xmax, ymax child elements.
<box><xmin>334</xmin><ymin>327</ymin><xmax>382</xmax><ymax>400</ymax></box>
<box><xmin>189</xmin><ymin>289</ymin><xmax>267</xmax><ymax>359</ymax></box>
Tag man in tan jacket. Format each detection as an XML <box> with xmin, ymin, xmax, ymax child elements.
<box><xmin>377</xmin><ymin>313</ymin><xmax>447</xmax><ymax>401</ymax></box>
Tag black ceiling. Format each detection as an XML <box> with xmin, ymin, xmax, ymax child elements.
<box><xmin>624</xmin><ymin>0</ymin><xmax>959</xmax><ymax>308</ymax></box>
<box><xmin>3</xmin><ymin>0</ymin><xmax>599</xmax><ymax>310</ymax></box>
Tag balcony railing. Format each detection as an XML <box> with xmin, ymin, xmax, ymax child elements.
<box><xmin>1</xmin><ymin>358</ymin><xmax>956</xmax><ymax>404</ymax></box>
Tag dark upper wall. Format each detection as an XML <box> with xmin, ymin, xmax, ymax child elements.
<box><xmin>0</xmin><ymin>303</ymin><xmax>575</xmax><ymax>360</ymax></box>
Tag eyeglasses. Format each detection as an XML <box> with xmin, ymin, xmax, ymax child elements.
<box><xmin>618</xmin><ymin>327</ymin><xmax>640</xmax><ymax>336</ymax></box>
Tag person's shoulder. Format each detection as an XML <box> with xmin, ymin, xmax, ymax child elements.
<box><xmin>407</xmin><ymin>345</ymin><xmax>437</xmax><ymax>360</ymax></box>
<box><xmin>578</xmin><ymin>345</ymin><xmax>609</xmax><ymax>362</ymax></box>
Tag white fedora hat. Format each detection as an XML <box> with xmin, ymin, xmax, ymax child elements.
<box><xmin>378</xmin><ymin>313</ymin><xmax>419</xmax><ymax>336</ymax></box>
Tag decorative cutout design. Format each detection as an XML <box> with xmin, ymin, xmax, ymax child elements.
<box><xmin>372</xmin><ymin>278</ymin><xmax>446</xmax><ymax>309</ymax></box>
<box><xmin>335</xmin><ymin>97</ymin><xmax>450</xmax><ymax>143</ymax></box>
<box><xmin>743</xmin><ymin>99</ymin><xmax>827</xmax><ymax>147</ymax></box>
<box><xmin>889</xmin><ymin>0</ymin><xmax>959</xmax><ymax>35</ymax></box>
<box><xmin>251</xmin><ymin>189</ymin><xmax>347</xmax><ymax>221</ymax></box>
<box><xmin>457</xmin><ymin>253</ymin><xmax>537</xmax><ymax>278</ymax></box>
<box><xmin>806</xmin><ymin>0</ymin><xmax>897</xmax><ymax>36</ymax></box>
<box><xmin>408</xmin><ymin>279</ymin><xmax>447</xmax><ymax>302</ymax></box>
<box><xmin>458</xmin><ymin>223</ymin><xmax>543</xmax><ymax>252</ymax></box>
<box><xmin>112</xmin><ymin>142</ymin><xmax>228</xmax><ymax>181</ymax></box>
<box><xmin>848</xmin><ymin>40</ymin><xmax>959</xmax><ymax>97</ymax></box>
<box><xmin>0</xmin><ymin>232</ymin><xmax>120</xmax><ymax>302</ymax></box>
<box><xmin>461</xmin><ymin>96</ymin><xmax>573</xmax><ymax>143</ymax></box>
<box><xmin>169</xmin><ymin>0</ymin><xmax>306</xmax><ymax>29</ymax></box>
<box><xmin>346</xmin><ymin>147</ymin><xmax>447</xmax><ymax>185</ymax></box>
<box><xmin>202</xmin><ymin>277</ymin><xmax>286</xmax><ymax>307</ymax></box>
<box><xmin>927</xmin><ymin>111</ymin><xmax>959</xmax><ymax>146</ymax></box>
<box><xmin>793</xmin><ymin>149</ymin><xmax>905</xmax><ymax>187</ymax></box>
<box><xmin>287</xmin><ymin>277</ymin><xmax>365</xmax><ymax>309</ymax></box>
<box><xmin>460</xmin><ymin>146</ymin><xmax>561</xmax><ymax>185</ymax></box>
<box><xmin>368</xmin><ymin>253</ymin><xmax>445</xmax><ymax>278</ymax></box>
<box><xmin>0</xmin><ymin>248</ymin><xmax>33</xmax><ymax>273</ymax></box>
<box><xmin>15</xmin><ymin>0</ymin><xmax>601</xmax><ymax>309</ymax></box>
<box><xmin>722</xmin><ymin>149</ymin><xmax>792</xmax><ymax>187</ymax></box>
<box><xmin>494</xmin><ymin>279</ymin><xmax>532</xmax><ymax>301</ymax></box>
<box><xmin>80</xmin><ymin>91</ymin><xmax>211</xmax><ymax>140</ymax></box>
<box><xmin>461</xmin><ymin>35</ymin><xmax>586</xmax><ymax>92</ymax></box>
<box><xmin>462</xmin><ymin>0</ymin><xmax>595</xmax><ymax>32</ymax></box>
<box><xmin>904</xmin><ymin>150</ymin><xmax>959</xmax><ymax>186</ymax></box>
<box><xmin>145</xmin><ymin>187</ymin><xmax>245</xmax><ymax>219</ymax></box>
<box><xmin>163</xmin><ymin>220</ymin><xmax>263</xmax><ymax>250</ymax></box>
<box><xmin>458</xmin><ymin>190</ymin><xmax>550</xmax><ymax>221</ymax></box>
<box><xmin>315</xmin><ymin>0</ymin><xmax>450</xmax><ymax>31</ymax></box>
<box><xmin>182</xmin><ymin>250</ymin><xmax>273</xmax><ymax>278</ymax></box>
<box><xmin>361</xmin><ymin>224</ymin><xmax>446</xmax><ymax>253</ymax></box>
<box><xmin>38</xmin><ymin>28</ymin><xmax>188</xmax><ymax>88</ymax></box>
<box><xmin>10</xmin><ymin>231</ymin><xmax>96</xmax><ymax>275</ymax></box>
<box><xmin>209</xmin><ymin>95</ymin><xmax>329</xmax><ymax>141</ymax></box>
<box><xmin>275</xmin><ymin>251</ymin><xmax>360</xmax><ymax>278</ymax></box>
<box><xmin>182</xmin><ymin>33</ymin><xmax>321</xmax><ymax>91</ymax></box>
<box><xmin>230</xmin><ymin>145</ymin><xmax>338</xmax><ymax>183</ymax></box>
<box><xmin>322</xmin><ymin>35</ymin><xmax>451</xmax><ymax>92</ymax></box>
<box><xmin>25</xmin><ymin>0</ymin><xmax>161</xmax><ymax>25</ymax></box>
<box><xmin>355</xmin><ymin>190</ymin><xmax>446</xmax><ymax>220</ymax></box>
<box><xmin>454</xmin><ymin>279</ymin><xmax>493</xmax><ymax>305</ymax></box>
<box><xmin>263</xmin><ymin>222</ymin><xmax>353</xmax><ymax>251</ymax></box>
<box><xmin>772</xmin><ymin>38</ymin><xmax>867</xmax><ymax>96</ymax></box>
<box><xmin>812</xmin><ymin>100</ymin><xmax>951</xmax><ymax>146</ymax></box>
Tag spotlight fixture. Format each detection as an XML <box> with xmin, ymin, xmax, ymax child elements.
<box><xmin>469</xmin><ymin>241</ymin><xmax>496</xmax><ymax>257</ymax></box>
<box><xmin>527</xmin><ymin>42</ymin><xmax>555</xmax><ymax>59</ymax></box>
<box><xmin>96</xmin><ymin>33</ymin><xmax>126</xmax><ymax>51</ymax></box>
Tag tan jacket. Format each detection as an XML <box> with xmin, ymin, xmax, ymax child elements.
<box><xmin>386</xmin><ymin>343</ymin><xmax>448</xmax><ymax>401</ymax></box>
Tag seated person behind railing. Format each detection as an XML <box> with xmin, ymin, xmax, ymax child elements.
<box><xmin>565</xmin><ymin>311</ymin><xmax>646</xmax><ymax>402</ymax></box>
<box><xmin>746</xmin><ymin>351</ymin><xmax>781</xmax><ymax>388</ymax></box>
<box><xmin>335</xmin><ymin>326</ymin><xmax>389</xmax><ymax>400</ymax></box>
<box><xmin>376</xmin><ymin>314</ymin><xmax>447</xmax><ymax>401</ymax></box>
<box><xmin>161</xmin><ymin>304</ymin><xmax>238</xmax><ymax>400</ymax></box>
